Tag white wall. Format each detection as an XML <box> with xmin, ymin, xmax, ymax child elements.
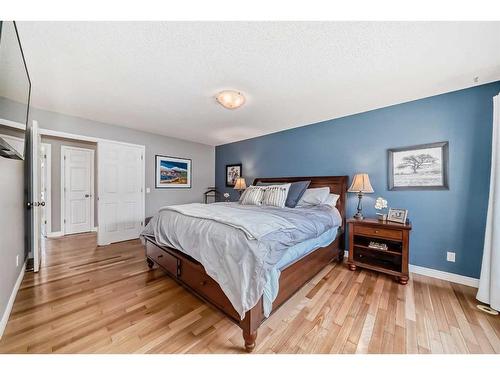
<box><xmin>0</xmin><ymin>141</ymin><xmax>25</xmax><ymax>333</ymax></box>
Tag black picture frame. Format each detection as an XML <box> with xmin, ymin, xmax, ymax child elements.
<box><xmin>388</xmin><ymin>141</ymin><xmax>449</xmax><ymax>191</ymax></box>
<box><xmin>155</xmin><ymin>155</ymin><xmax>192</xmax><ymax>189</ymax></box>
<box><xmin>225</xmin><ymin>163</ymin><xmax>242</xmax><ymax>187</ymax></box>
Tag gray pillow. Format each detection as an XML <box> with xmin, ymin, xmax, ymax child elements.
<box><xmin>256</xmin><ymin>180</ymin><xmax>311</xmax><ymax>208</ymax></box>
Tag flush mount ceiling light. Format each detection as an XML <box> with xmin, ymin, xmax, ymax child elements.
<box><xmin>215</xmin><ymin>90</ymin><xmax>245</xmax><ymax>110</ymax></box>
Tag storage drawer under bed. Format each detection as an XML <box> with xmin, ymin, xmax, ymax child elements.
<box><xmin>144</xmin><ymin>239</ymin><xmax>240</xmax><ymax>321</ymax></box>
<box><xmin>145</xmin><ymin>240</ymin><xmax>179</xmax><ymax>277</ymax></box>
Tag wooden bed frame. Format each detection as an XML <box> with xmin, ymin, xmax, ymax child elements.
<box><xmin>143</xmin><ymin>175</ymin><xmax>348</xmax><ymax>352</ymax></box>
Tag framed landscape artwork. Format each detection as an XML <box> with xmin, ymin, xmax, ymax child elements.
<box><xmin>155</xmin><ymin>155</ymin><xmax>192</xmax><ymax>188</ymax></box>
<box><xmin>226</xmin><ymin>163</ymin><xmax>242</xmax><ymax>187</ymax></box>
<box><xmin>388</xmin><ymin>141</ymin><xmax>449</xmax><ymax>190</ymax></box>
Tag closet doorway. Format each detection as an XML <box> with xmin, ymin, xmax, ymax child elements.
<box><xmin>61</xmin><ymin>146</ymin><xmax>95</xmax><ymax>235</ymax></box>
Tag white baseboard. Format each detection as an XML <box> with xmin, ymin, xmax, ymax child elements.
<box><xmin>46</xmin><ymin>231</ymin><xmax>63</xmax><ymax>238</ymax></box>
<box><xmin>0</xmin><ymin>261</ymin><xmax>26</xmax><ymax>339</ymax></box>
<box><xmin>409</xmin><ymin>264</ymin><xmax>479</xmax><ymax>288</ymax></box>
<box><xmin>47</xmin><ymin>228</ymin><xmax>97</xmax><ymax>237</ymax></box>
<box><xmin>343</xmin><ymin>250</ymin><xmax>479</xmax><ymax>287</ymax></box>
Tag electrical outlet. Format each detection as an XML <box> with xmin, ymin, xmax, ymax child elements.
<box><xmin>16</xmin><ymin>255</ymin><xmax>19</xmax><ymax>267</ymax></box>
<box><xmin>447</xmin><ymin>251</ymin><xmax>456</xmax><ymax>262</ymax></box>
<box><xmin>146</xmin><ymin>187</ymin><xmax>151</xmax><ymax>194</ymax></box>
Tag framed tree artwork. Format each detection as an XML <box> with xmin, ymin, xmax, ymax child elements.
<box><xmin>388</xmin><ymin>141</ymin><xmax>449</xmax><ymax>190</ymax></box>
<box><xmin>226</xmin><ymin>163</ymin><xmax>242</xmax><ymax>187</ymax></box>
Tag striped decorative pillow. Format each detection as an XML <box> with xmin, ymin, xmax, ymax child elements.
<box><xmin>261</xmin><ymin>184</ymin><xmax>291</xmax><ymax>208</ymax></box>
<box><xmin>240</xmin><ymin>185</ymin><xmax>265</xmax><ymax>206</ymax></box>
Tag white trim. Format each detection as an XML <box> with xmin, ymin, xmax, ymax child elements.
<box><xmin>60</xmin><ymin>148</ymin><xmax>65</xmax><ymax>235</ymax></box>
<box><xmin>41</xmin><ymin>143</ymin><xmax>52</xmax><ymax>235</ymax></box>
<box><xmin>0</xmin><ymin>118</ymin><xmax>26</xmax><ymax>130</ymax></box>
<box><xmin>92</xmin><ymin>226</ymin><xmax>98</xmax><ymax>232</ymax></box>
<box><xmin>37</xmin><ymin>127</ymin><xmax>145</xmax><ymax>245</ymax></box>
<box><xmin>343</xmin><ymin>250</ymin><xmax>479</xmax><ymax>287</ymax></box>
<box><xmin>61</xmin><ymin>146</ymin><xmax>95</xmax><ymax>235</ymax></box>
<box><xmin>39</xmin><ymin>128</ymin><xmax>145</xmax><ymax>150</ymax></box>
<box><xmin>141</xmin><ymin>150</ymin><xmax>146</xmax><ymax>231</ymax></box>
<box><xmin>0</xmin><ymin>261</ymin><xmax>26</xmax><ymax>339</ymax></box>
<box><xmin>46</xmin><ymin>231</ymin><xmax>64</xmax><ymax>238</ymax></box>
<box><xmin>409</xmin><ymin>264</ymin><xmax>479</xmax><ymax>288</ymax></box>
<box><xmin>31</xmin><ymin>120</ymin><xmax>41</xmax><ymax>272</ymax></box>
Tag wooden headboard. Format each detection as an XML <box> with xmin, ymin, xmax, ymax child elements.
<box><xmin>253</xmin><ymin>175</ymin><xmax>349</xmax><ymax>231</ymax></box>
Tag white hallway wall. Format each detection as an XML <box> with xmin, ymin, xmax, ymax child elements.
<box><xmin>0</xmin><ymin>143</ymin><xmax>25</xmax><ymax>337</ymax></box>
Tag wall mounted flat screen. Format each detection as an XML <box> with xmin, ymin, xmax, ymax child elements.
<box><xmin>0</xmin><ymin>21</ymin><xmax>31</xmax><ymax>160</ymax></box>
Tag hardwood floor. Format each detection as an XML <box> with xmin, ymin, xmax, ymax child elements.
<box><xmin>1</xmin><ymin>232</ymin><xmax>499</xmax><ymax>354</ymax></box>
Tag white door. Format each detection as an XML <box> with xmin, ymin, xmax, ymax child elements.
<box><xmin>30</xmin><ymin>120</ymin><xmax>42</xmax><ymax>272</ymax></box>
<box><xmin>40</xmin><ymin>143</ymin><xmax>51</xmax><ymax>236</ymax></box>
<box><xmin>98</xmin><ymin>141</ymin><xmax>145</xmax><ymax>245</ymax></box>
<box><xmin>62</xmin><ymin>146</ymin><xmax>94</xmax><ymax>235</ymax></box>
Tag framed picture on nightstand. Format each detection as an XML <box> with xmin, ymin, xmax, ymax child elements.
<box><xmin>387</xmin><ymin>208</ymin><xmax>408</xmax><ymax>224</ymax></box>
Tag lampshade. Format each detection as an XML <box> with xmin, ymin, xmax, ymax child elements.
<box><xmin>216</xmin><ymin>90</ymin><xmax>246</xmax><ymax>109</ymax></box>
<box><xmin>348</xmin><ymin>173</ymin><xmax>374</xmax><ymax>193</ymax></box>
<box><xmin>233</xmin><ymin>177</ymin><xmax>247</xmax><ymax>190</ymax></box>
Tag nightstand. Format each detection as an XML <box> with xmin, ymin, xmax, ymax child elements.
<box><xmin>347</xmin><ymin>218</ymin><xmax>411</xmax><ymax>285</ymax></box>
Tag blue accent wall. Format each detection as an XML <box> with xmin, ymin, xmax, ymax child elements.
<box><xmin>215</xmin><ymin>81</ymin><xmax>500</xmax><ymax>278</ymax></box>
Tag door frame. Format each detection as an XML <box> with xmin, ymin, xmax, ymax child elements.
<box><xmin>60</xmin><ymin>145</ymin><xmax>95</xmax><ymax>235</ymax></box>
<box><xmin>37</xmin><ymin>127</ymin><xmax>145</xmax><ymax>243</ymax></box>
<box><xmin>40</xmin><ymin>143</ymin><xmax>52</xmax><ymax>235</ymax></box>
<box><xmin>31</xmin><ymin>120</ymin><xmax>41</xmax><ymax>272</ymax></box>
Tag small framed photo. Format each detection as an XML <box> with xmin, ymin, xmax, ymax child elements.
<box><xmin>387</xmin><ymin>208</ymin><xmax>408</xmax><ymax>224</ymax></box>
<box><xmin>388</xmin><ymin>141</ymin><xmax>449</xmax><ymax>190</ymax></box>
<box><xmin>226</xmin><ymin>163</ymin><xmax>242</xmax><ymax>187</ymax></box>
<box><xmin>155</xmin><ymin>155</ymin><xmax>192</xmax><ymax>189</ymax></box>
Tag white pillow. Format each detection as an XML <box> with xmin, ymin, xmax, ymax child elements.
<box><xmin>323</xmin><ymin>193</ymin><xmax>340</xmax><ymax>208</ymax></box>
<box><xmin>240</xmin><ymin>185</ymin><xmax>265</xmax><ymax>206</ymax></box>
<box><xmin>296</xmin><ymin>187</ymin><xmax>330</xmax><ymax>207</ymax></box>
<box><xmin>261</xmin><ymin>184</ymin><xmax>291</xmax><ymax>208</ymax></box>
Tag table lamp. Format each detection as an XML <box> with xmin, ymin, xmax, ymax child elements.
<box><xmin>233</xmin><ymin>177</ymin><xmax>247</xmax><ymax>196</ymax></box>
<box><xmin>348</xmin><ymin>173</ymin><xmax>374</xmax><ymax>219</ymax></box>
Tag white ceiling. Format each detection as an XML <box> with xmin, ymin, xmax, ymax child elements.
<box><xmin>16</xmin><ymin>21</ymin><xmax>500</xmax><ymax>146</ymax></box>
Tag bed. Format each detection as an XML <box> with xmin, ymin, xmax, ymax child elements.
<box><xmin>141</xmin><ymin>176</ymin><xmax>347</xmax><ymax>352</ymax></box>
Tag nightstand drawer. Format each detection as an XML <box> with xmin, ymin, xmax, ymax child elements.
<box><xmin>353</xmin><ymin>225</ymin><xmax>402</xmax><ymax>241</ymax></box>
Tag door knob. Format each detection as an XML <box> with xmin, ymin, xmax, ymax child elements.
<box><xmin>40</xmin><ymin>201</ymin><xmax>46</xmax><ymax>207</ymax></box>
<box><xmin>85</xmin><ymin>194</ymin><xmax>90</xmax><ymax>198</ymax></box>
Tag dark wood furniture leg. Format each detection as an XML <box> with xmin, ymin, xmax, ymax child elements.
<box><xmin>398</xmin><ymin>276</ymin><xmax>409</xmax><ymax>285</ymax></box>
<box><xmin>241</xmin><ymin>302</ymin><xmax>262</xmax><ymax>352</ymax></box>
<box><xmin>243</xmin><ymin>330</ymin><xmax>258</xmax><ymax>352</ymax></box>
